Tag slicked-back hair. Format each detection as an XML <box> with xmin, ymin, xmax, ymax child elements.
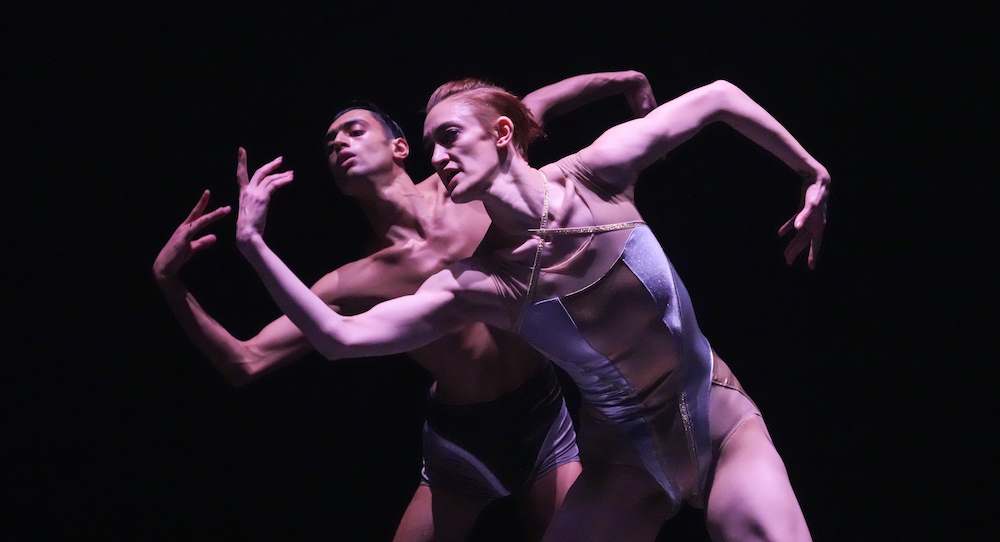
<box><xmin>426</xmin><ymin>78</ymin><xmax>544</xmax><ymax>157</ymax></box>
<box><xmin>332</xmin><ymin>100</ymin><xmax>407</xmax><ymax>141</ymax></box>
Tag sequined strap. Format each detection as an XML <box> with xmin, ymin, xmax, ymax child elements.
<box><xmin>515</xmin><ymin>171</ymin><xmax>550</xmax><ymax>331</ymax></box>
<box><xmin>516</xmin><ymin>172</ymin><xmax>646</xmax><ymax>331</ymax></box>
<box><xmin>529</xmin><ymin>220</ymin><xmax>646</xmax><ymax>235</ymax></box>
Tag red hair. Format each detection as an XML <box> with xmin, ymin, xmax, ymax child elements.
<box><xmin>426</xmin><ymin>78</ymin><xmax>545</xmax><ymax>156</ymax></box>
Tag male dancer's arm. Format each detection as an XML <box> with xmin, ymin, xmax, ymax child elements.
<box><xmin>522</xmin><ymin>70</ymin><xmax>657</xmax><ymax>127</ymax></box>
<box><xmin>153</xmin><ymin>190</ymin><xmax>424</xmax><ymax>385</ymax></box>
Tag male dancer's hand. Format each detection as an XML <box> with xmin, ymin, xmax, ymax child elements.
<box><xmin>779</xmin><ymin>164</ymin><xmax>830</xmax><ymax>270</ymax></box>
<box><xmin>235</xmin><ymin>147</ymin><xmax>293</xmax><ymax>245</ymax></box>
<box><xmin>153</xmin><ymin>190</ymin><xmax>231</xmax><ymax>279</ymax></box>
<box><xmin>624</xmin><ymin>71</ymin><xmax>657</xmax><ymax>118</ymax></box>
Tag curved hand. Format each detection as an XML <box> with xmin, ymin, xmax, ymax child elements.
<box><xmin>235</xmin><ymin>147</ymin><xmax>294</xmax><ymax>243</ymax></box>
<box><xmin>779</xmin><ymin>165</ymin><xmax>830</xmax><ymax>270</ymax></box>
<box><xmin>153</xmin><ymin>190</ymin><xmax>231</xmax><ymax>279</ymax></box>
<box><xmin>624</xmin><ymin>71</ymin><xmax>657</xmax><ymax>117</ymax></box>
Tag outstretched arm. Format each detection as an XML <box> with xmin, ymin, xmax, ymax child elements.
<box><xmin>153</xmin><ymin>190</ymin><xmax>343</xmax><ymax>385</ymax></box>
<box><xmin>522</xmin><ymin>70</ymin><xmax>657</xmax><ymax>127</ymax></box>
<box><xmin>154</xmin><ymin>155</ymin><xmax>441</xmax><ymax>385</ymax></box>
<box><xmin>578</xmin><ymin>79</ymin><xmax>830</xmax><ymax>268</ymax></box>
<box><xmin>235</xmin><ymin>151</ymin><xmax>504</xmax><ymax>360</ymax></box>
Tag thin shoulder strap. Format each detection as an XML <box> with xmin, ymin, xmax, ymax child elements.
<box><xmin>515</xmin><ymin>172</ymin><xmax>646</xmax><ymax>331</ymax></box>
<box><xmin>515</xmin><ymin>172</ymin><xmax>550</xmax><ymax>331</ymax></box>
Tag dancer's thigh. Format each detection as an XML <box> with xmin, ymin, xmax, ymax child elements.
<box><xmin>705</xmin><ymin>416</ymin><xmax>811</xmax><ymax>542</ymax></box>
<box><xmin>541</xmin><ymin>464</ymin><xmax>673</xmax><ymax>542</ymax></box>
<box><xmin>393</xmin><ymin>485</ymin><xmax>434</xmax><ymax>542</ymax></box>
<box><xmin>517</xmin><ymin>461</ymin><xmax>582</xmax><ymax>541</ymax></box>
<box><xmin>392</xmin><ymin>485</ymin><xmax>487</xmax><ymax>542</ymax></box>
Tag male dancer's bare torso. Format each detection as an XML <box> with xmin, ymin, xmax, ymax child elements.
<box><xmin>318</xmin><ymin>172</ymin><xmax>547</xmax><ymax>404</ymax></box>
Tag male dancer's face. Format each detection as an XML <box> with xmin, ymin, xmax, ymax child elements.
<box><xmin>324</xmin><ymin>109</ymin><xmax>405</xmax><ymax>194</ymax></box>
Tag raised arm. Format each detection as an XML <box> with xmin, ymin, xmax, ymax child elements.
<box><xmin>154</xmin><ymin>155</ymin><xmax>451</xmax><ymax>385</ymax></box>
<box><xmin>578</xmin><ymin>79</ymin><xmax>830</xmax><ymax>268</ymax></box>
<box><xmin>522</xmin><ymin>70</ymin><xmax>657</xmax><ymax>127</ymax></box>
<box><xmin>234</xmin><ymin>151</ymin><xmax>505</xmax><ymax>361</ymax></box>
<box><xmin>154</xmin><ymin>190</ymin><xmax>357</xmax><ymax>386</ymax></box>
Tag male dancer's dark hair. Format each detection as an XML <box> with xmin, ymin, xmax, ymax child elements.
<box><xmin>332</xmin><ymin>100</ymin><xmax>407</xmax><ymax>140</ymax></box>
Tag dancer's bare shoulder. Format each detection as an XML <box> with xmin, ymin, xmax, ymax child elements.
<box><xmin>415</xmin><ymin>172</ymin><xmax>492</xmax><ymax>257</ymax></box>
<box><xmin>306</xmin><ymin>240</ymin><xmax>445</xmax><ymax>316</ymax></box>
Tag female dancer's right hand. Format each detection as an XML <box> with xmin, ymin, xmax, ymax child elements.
<box><xmin>235</xmin><ymin>147</ymin><xmax>293</xmax><ymax>247</ymax></box>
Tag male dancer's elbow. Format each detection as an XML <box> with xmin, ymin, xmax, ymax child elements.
<box><xmin>222</xmin><ymin>358</ymin><xmax>263</xmax><ymax>387</ymax></box>
<box><xmin>213</xmin><ymin>348</ymin><xmax>274</xmax><ymax>387</ymax></box>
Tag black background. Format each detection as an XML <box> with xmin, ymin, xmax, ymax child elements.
<box><xmin>2</xmin><ymin>1</ymin><xmax>996</xmax><ymax>540</ymax></box>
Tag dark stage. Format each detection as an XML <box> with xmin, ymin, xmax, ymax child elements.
<box><xmin>2</xmin><ymin>2</ymin><xmax>995</xmax><ymax>540</ymax></box>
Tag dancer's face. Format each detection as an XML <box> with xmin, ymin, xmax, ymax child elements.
<box><xmin>325</xmin><ymin>109</ymin><xmax>406</xmax><ymax>190</ymax></box>
<box><xmin>423</xmin><ymin>98</ymin><xmax>502</xmax><ymax>204</ymax></box>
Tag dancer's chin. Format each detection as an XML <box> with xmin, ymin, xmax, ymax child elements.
<box><xmin>449</xmin><ymin>190</ymin><xmax>476</xmax><ymax>204</ymax></box>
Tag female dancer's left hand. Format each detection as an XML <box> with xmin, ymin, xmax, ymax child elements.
<box><xmin>778</xmin><ymin>165</ymin><xmax>830</xmax><ymax>270</ymax></box>
<box><xmin>235</xmin><ymin>147</ymin><xmax>294</xmax><ymax>244</ymax></box>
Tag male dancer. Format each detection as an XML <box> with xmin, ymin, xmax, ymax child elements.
<box><xmin>154</xmin><ymin>71</ymin><xmax>655</xmax><ymax>541</ymax></box>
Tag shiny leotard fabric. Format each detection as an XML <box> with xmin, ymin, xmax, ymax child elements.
<box><xmin>489</xmin><ymin>154</ymin><xmax>760</xmax><ymax>509</ymax></box>
<box><xmin>419</xmin><ymin>363</ymin><xmax>580</xmax><ymax>502</ymax></box>
<box><xmin>519</xmin><ymin>225</ymin><xmax>715</xmax><ymax>505</ymax></box>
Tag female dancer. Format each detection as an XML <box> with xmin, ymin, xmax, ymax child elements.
<box><xmin>236</xmin><ymin>78</ymin><xmax>828</xmax><ymax>541</ymax></box>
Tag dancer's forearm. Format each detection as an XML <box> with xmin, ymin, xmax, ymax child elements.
<box><xmin>237</xmin><ymin>232</ymin><xmax>351</xmax><ymax>360</ymax></box>
<box><xmin>524</xmin><ymin>70</ymin><xmax>656</xmax><ymax>126</ymax></box>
